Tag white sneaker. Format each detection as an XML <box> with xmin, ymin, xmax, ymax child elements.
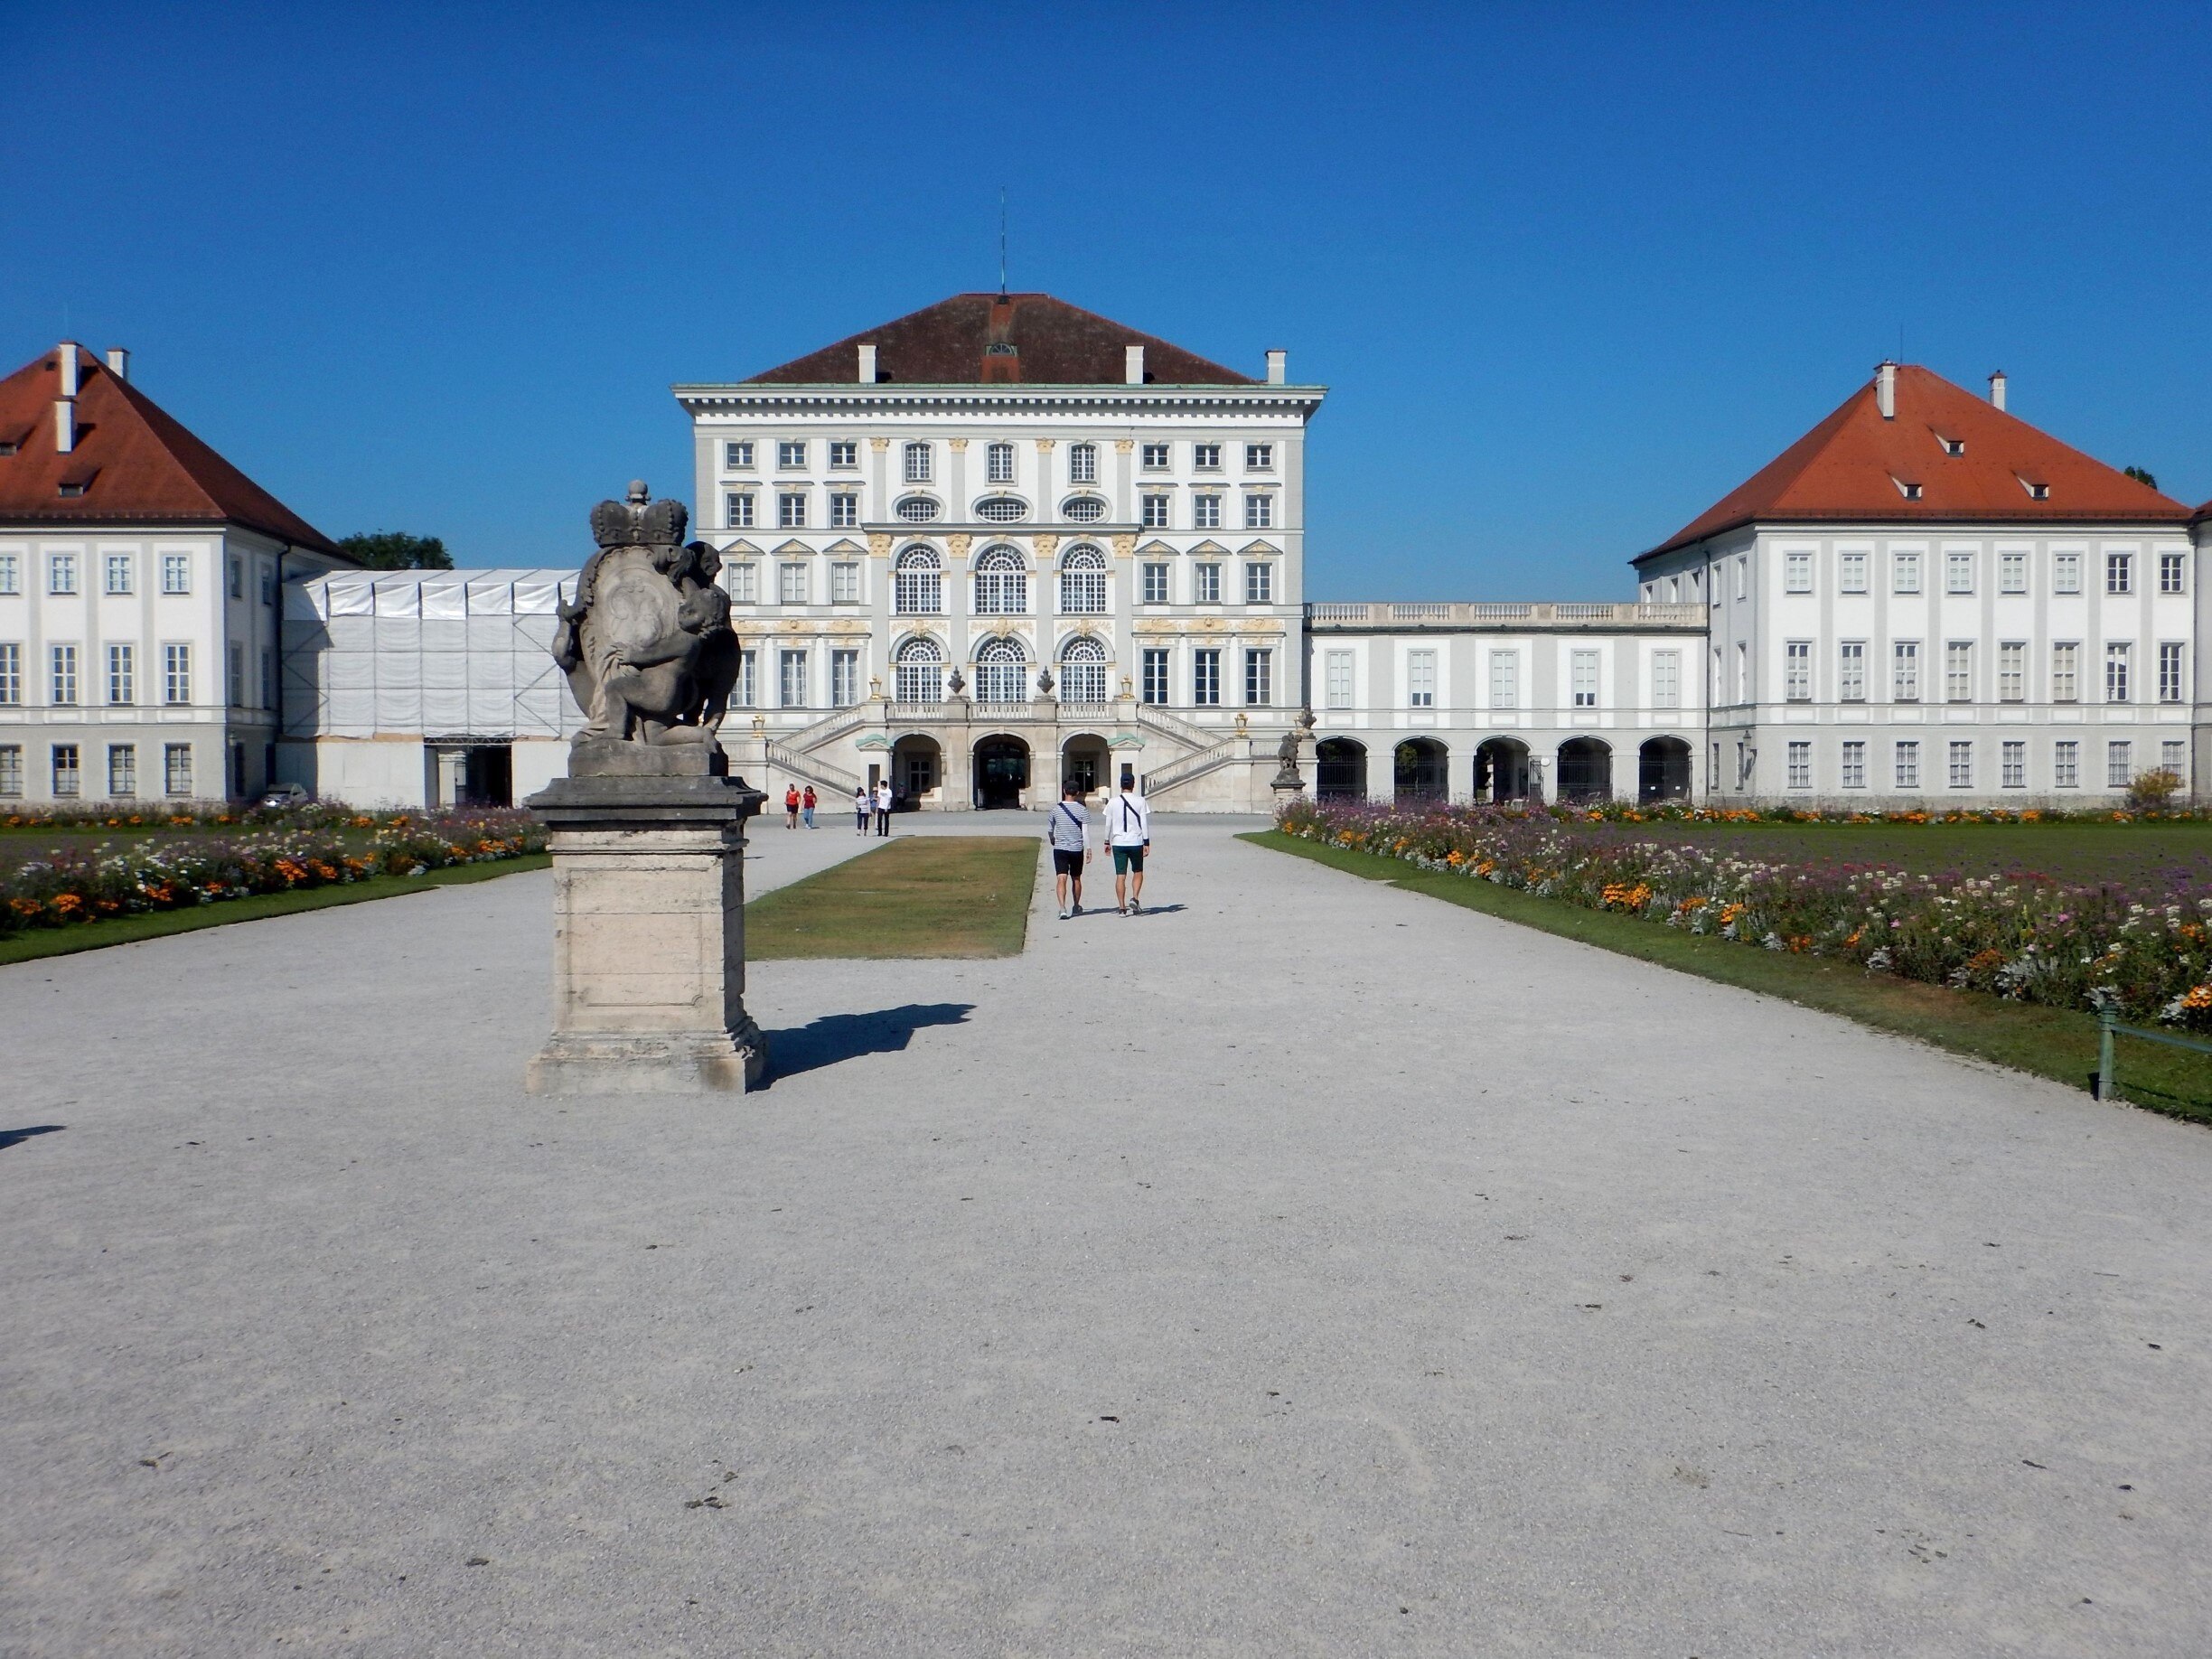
<box><xmin>1058</xmin><ymin>907</ymin><xmax>1071</xmax><ymax>920</ymax></box>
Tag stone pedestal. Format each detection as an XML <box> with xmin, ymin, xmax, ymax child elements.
<box><xmin>1270</xmin><ymin>778</ymin><xmax>1307</xmax><ymax>815</ymax></box>
<box><xmin>523</xmin><ymin>774</ymin><xmax>769</xmax><ymax>1095</ymax></box>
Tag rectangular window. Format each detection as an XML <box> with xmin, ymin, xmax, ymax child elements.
<box><xmin>2054</xmin><ymin>740</ymin><xmax>2079</xmax><ymax>788</ymax></box>
<box><xmin>2104</xmin><ymin>642</ymin><xmax>2131</xmax><ymax>703</ymax></box>
<box><xmin>2159</xmin><ymin>641</ymin><xmax>2184</xmax><ymax>703</ymax></box>
<box><xmin>108</xmin><ymin>743</ymin><xmax>136</xmax><ymax>797</ymax></box>
<box><xmin>725</xmin><ymin>492</ymin><xmax>755</xmax><ymax>528</ymax></box>
<box><xmin>229</xmin><ymin>642</ymin><xmax>244</xmax><ymax>707</ymax></box>
<box><xmin>2162</xmin><ymin>738</ymin><xmax>2188</xmax><ymax>779</ymax></box>
<box><xmin>1141</xmin><ymin>563</ymin><xmax>1169</xmax><ymax>605</ymax></box>
<box><xmin>1948</xmin><ymin>740</ymin><xmax>1973</xmax><ymax>788</ymax></box>
<box><xmin>779</xmin><ymin>440</ymin><xmax>808</xmax><ymax>470</ymax></box>
<box><xmin>1945</xmin><ymin>641</ymin><xmax>1973</xmax><ymax>702</ymax></box>
<box><xmin>1489</xmin><ymin>650</ymin><xmax>1518</xmax><ymax>709</ymax></box>
<box><xmin>1787</xmin><ymin>741</ymin><xmax>1811</xmax><ymax>789</ymax></box>
<box><xmin>1841</xmin><ymin>740</ymin><xmax>1867</xmax><ymax>790</ymax></box>
<box><xmin>1067</xmin><ymin>443</ymin><xmax>1098</xmax><ymax>484</ymax></box>
<box><xmin>986</xmin><ymin>443</ymin><xmax>1016</xmax><ymax>483</ymax></box>
<box><xmin>163</xmin><ymin>642</ymin><xmax>191</xmax><ymax>705</ymax></box>
<box><xmin>1408</xmin><ymin>649</ymin><xmax>1437</xmax><ymax>708</ymax></box>
<box><xmin>2051</xmin><ymin>642</ymin><xmax>2078</xmax><ymax>703</ymax></box>
<box><xmin>830</xmin><ymin>561</ymin><xmax>859</xmax><ymax>604</ymax></box>
<box><xmin>228</xmin><ymin>556</ymin><xmax>242</xmax><ymax>598</ymax></box>
<box><xmin>1193</xmin><ymin>648</ymin><xmax>1221</xmax><ymax>706</ymax></box>
<box><xmin>778</xmin><ymin>562</ymin><xmax>809</xmax><ymax>605</ymax></box>
<box><xmin>2000</xmin><ymin>550</ymin><xmax>2028</xmax><ymax>594</ymax></box>
<box><xmin>1572</xmin><ymin>648</ymin><xmax>1599</xmax><ymax>708</ymax></box>
<box><xmin>1998</xmin><ymin>642</ymin><xmax>2025</xmax><ymax>701</ymax></box>
<box><xmin>1838</xmin><ymin>641</ymin><xmax>1866</xmax><ymax>702</ymax></box>
<box><xmin>50</xmin><ymin>552</ymin><xmax>78</xmax><ymax>595</ymax></box>
<box><xmin>1785</xmin><ymin>550</ymin><xmax>1812</xmax><ymax>593</ymax></box>
<box><xmin>2160</xmin><ymin>550</ymin><xmax>2186</xmax><ymax>595</ymax></box>
<box><xmin>1243</xmin><ymin>562</ymin><xmax>1274</xmax><ymax>604</ymax></box>
<box><xmin>1245</xmin><ymin>444</ymin><xmax>1273</xmax><ymax>470</ymax></box>
<box><xmin>892</xmin><ymin>560</ymin><xmax>940</xmax><ymax>614</ymax></box>
<box><xmin>2107</xmin><ymin>740</ymin><xmax>2132</xmax><ymax>788</ymax></box>
<box><xmin>830</xmin><ymin>649</ymin><xmax>858</xmax><ymax>708</ymax></box>
<box><xmin>1141</xmin><ymin>494</ymin><xmax>1170</xmax><ymax>529</ymax></box>
<box><xmin>1195</xmin><ymin>563</ymin><xmax>1222</xmax><ymax>604</ymax></box>
<box><xmin>1784</xmin><ymin>640</ymin><xmax>1811</xmax><ymax>701</ymax></box>
<box><xmin>1193</xmin><ymin>494</ymin><xmax>1222</xmax><ymax>530</ymax></box>
<box><xmin>1325</xmin><ymin>650</ymin><xmax>1353</xmax><ymax>710</ymax></box>
<box><xmin>1194</xmin><ymin>443</ymin><xmax>1222</xmax><ymax>470</ymax></box>
<box><xmin>0</xmin><ymin>745</ymin><xmax>20</xmax><ymax>795</ymax></box>
<box><xmin>2106</xmin><ymin>552</ymin><xmax>2133</xmax><ymax>594</ymax></box>
<box><xmin>829</xmin><ymin>492</ymin><xmax>858</xmax><ymax>528</ymax></box>
<box><xmin>104</xmin><ymin>552</ymin><xmax>134</xmax><ymax>595</ymax></box>
<box><xmin>260</xmin><ymin>564</ymin><xmax>275</xmax><ymax>607</ymax></box>
<box><xmin>1839</xmin><ymin>550</ymin><xmax>1869</xmax><ymax>594</ymax></box>
<box><xmin>2001</xmin><ymin>740</ymin><xmax>2026</xmax><ymax>789</ymax></box>
<box><xmin>888</xmin><ymin>440</ymin><xmax>922</xmax><ymax>482</ymax></box>
<box><xmin>1735</xmin><ymin>642</ymin><xmax>1748</xmax><ymax>702</ymax></box>
<box><xmin>51</xmin><ymin>643</ymin><xmax>78</xmax><ymax>705</ymax></box>
<box><xmin>1945</xmin><ymin>550</ymin><xmax>1974</xmax><ymax>594</ymax></box>
<box><xmin>1893</xmin><ymin>551</ymin><xmax>1921</xmax><ymax>594</ymax></box>
<box><xmin>52</xmin><ymin>743</ymin><xmax>80</xmax><ymax>798</ymax></box>
<box><xmin>1652</xmin><ymin>650</ymin><xmax>1680</xmax><ymax>709</ymax></box>
<box><xmin>0</xmin><ymin>642</ymin><xmax>18</xmax><ymax>704</ymax></box>
<box><xmin>777</xmin><ymin>492</ymin><xmax>807</xmax><ymax>529</ymax></box>
<box><xmin>107</xmin><ymin>642</ymin><xmax>134</xmax><ymax>705</ymax></box>
<box><xmin>779</xmin><ymin>649</ymin><xmax>809</xmax><ymax>708</ymax></box>
<box><xmin>2054</xmin><ymin>551</ymin><xmax>2082</xmax><ymax>594</ymax></box>
<box><xmin>261</xmin><ymin>649</ymin><xmax>274</xmax><ymax>708</ymax></box>
<box><xmin>1244</xmin><ymin>648</ymin><xmax>1272</xmax><ymax>707</ymax></box>
<box><xmin>724</xmin><ymin>440</ymin><xmax>755</xmax><ymax>470</ymax></box>
<box><xmin>736</xmin><ymin>651</ymin><xmax>756</xmax><ymax>708</ymax></box>
<box><xmin>1894</xmin><ymin>741</ymin><xmax>1920</xmax><ymax>789</ymax></box>
<box><xmin>1141</xmin><ymin>648</ymin><xmax>1169</xmax><ymax>706</ymax></box>
<box><xmin>1141</xmin><ymin>443</ymin><xmax>1170</xmax><ymax>469</ymax></box>
<box><xmin>0</xmin><ymin>552</ymin><xmax>17</xmax><ymax>594</ymax></box>
<box><xmin>162</xmin><ymin>552</ymin><xmax>191</xmax><ymax>594</ymax></box>
<box><xmin>1892</xmin><ymin>641</ymin><xmax>1919</xmax><ymax>701</ymax></box>
<box><xmin>829</xmin><ymin>440</ymin><xmax>858</xmax><ymax>470</ymax></box>
<box><xmin>1735</xmin><ymin>556</ymin><xmax>1748</xmax><ymax>600</ymax></box>
<box><xmin>726</xmin><ymin>563</ymin><xmax>757</xmax><ymax>603</ymax></box>
<box><xmin>1244</xmin><ymin>493</ymin><xmax>1274</xmax><ymax>530</ymax></box>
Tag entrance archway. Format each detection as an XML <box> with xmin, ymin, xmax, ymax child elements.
<box><xmin>1061</xmin><ymin>734</ymin><xmax>1111</xmax><ymax>800</ymax></box>
<box><xmin>1316</xmin><ymin>737</ymin><xmax>1367</xmax><ymax>800</ymax></box>
<box><xmin>1393</xmin><ymin>738</ymin><xmax>1448</xmax><ymax>804</ymax></box>
<box><xmin>894</xmin><ymin>735</ymin><xmax>942</xmax><ymax>804</ymax></box>
<box><xmin>1557</xmin><ymin>737</ymin><xmax>1612</xmax><ymax>802</ymax></box>
<box><xmin>1474</xmin><ymin>737</ymin><xmax>1530</xmax><ymax>802</ymax></box>
<box><xmin>973</xmin><ymin>736</ymin><xmax>1030</xmax><ymax>810</ymax></box>
<box><xmin>1638</xmin><ymin>736</ymin><xmax>1691</xmax><ymax>802</ymax></box>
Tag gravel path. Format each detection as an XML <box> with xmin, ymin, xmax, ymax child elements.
<box><xmin>3</xmin><ymin>815</ymin><xmax>2207</xmax><ymax>1656</ymax></box>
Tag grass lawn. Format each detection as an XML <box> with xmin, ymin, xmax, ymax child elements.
<box><xmin>1244</xmin><ymin>830</ymin><xmax>2212</xmax><ymax>1127</ymax></box>
<box><xmin>1559</xmin><ymin>818</ymin><xmax>2212</xmax><ymax>886</ymax></box>
<box><xmin>746</xmin><ymin>837</ymin><xmax>1037</xmax><ymax>960</ymax></box>
<box><xmin>0</xmin><ymin>854</ymin><xmax>550</xmax><ymax>968</ymax></box>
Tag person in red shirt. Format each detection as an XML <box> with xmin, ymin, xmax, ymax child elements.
<box><xmin>801</xmin><ymin>785</ymin><xmax>818</xmax><ymax>829</ymax></box>
<box><xmin>783</xmin><ymin>784</ymin><xmax>800</xmax><ymax>829</ymax></box>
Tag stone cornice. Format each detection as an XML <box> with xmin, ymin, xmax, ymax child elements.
<box><xmin>674</xmin><ymin>384</ymin><xmax>1328</xmax><ymax>419</ymax></box>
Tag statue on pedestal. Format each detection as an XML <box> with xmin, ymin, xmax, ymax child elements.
<box><xmin>1271</xmin><ymin>707</ymin><xmax>1317</xmax><ymax>792</ymax></box>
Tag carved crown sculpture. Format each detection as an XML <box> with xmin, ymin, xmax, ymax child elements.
<box><xmin>591</xmin><ymin>480</ymin><xmax>690</xmax><ymax>549</ymax></box>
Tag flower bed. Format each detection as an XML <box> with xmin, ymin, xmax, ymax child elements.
<box><xmin>1279</xmin><ymin>799</ymin><xmax>2212</xmax><ymax>1029</ymax></box>
<box><xmin>0</xmin><ymin>811</ymin><xmax>546</xmax><ymax>938</ymax></box>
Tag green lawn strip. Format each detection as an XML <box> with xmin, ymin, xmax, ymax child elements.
<box><xmin>745</xmin><ymin>836</ymin><xmax>1038</xmax><ymax>960</ymax></box>
<box><xmin>0</xmin><ymin>854</ymin><xmax>550</xmax><ymax>968</ymax></box>
<box><xmin>1242</xmin><ymin>830</ymin><xmax>2212</xmax><ymax>1126</ymax></box>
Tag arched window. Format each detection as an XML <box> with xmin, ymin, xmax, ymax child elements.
<box><xmin>986</xmin><ymin>442</ymin><xmax>1017</xmax><ymax>484</ymax></box>
<box><xmin>903</xmin><ymin>442</ymin><xmax>933</xmax><ymax>484</ymax></box>
<box><xmin>894</xmin><ymin>636</ymin><xmax>944</xmax><ymax>704</ymax></box>
<box><xmin>1068</xmin><ymin>443</ymin><xmax>1099</xmax><ymax>484</ymax></box>
<box><xmin>893</xmin><ymin>545</ymin><xmax>942</xmax><ymax>615</ymax></box>
<box><xmin>972</xmin><ymin>546</ymin><xmax>1028</xmax><ymax>615</ymax></box>
<box><xmin>1059</xmin><ymin>635</ymin><xmax>1108</xmax><ymax>704</ymax></box>
<box><xmin>1058</xmin><ymin>544</ymin><xmax>1107</xmax><ymax>614</ymax></box>
<box><xmin>975</xmin><ymin>636</ymin><xmax>1029</xmax><ymax>704</ymax></box>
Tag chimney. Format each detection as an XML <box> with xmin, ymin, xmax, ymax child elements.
<box><xmin>1875</xmin><ymin>361</ymin><xmax>1897</xmax><ymax>419</ymax></box>
<box><xmin>1266</xmin><ymin>349</ymin><xmax>1287</xmax><ymax>385</ymax></box>
<box><xmin>1124</xmin><ymin>344</ymin><xmax>1145</xmax><ymax>385</ymax></box>
<box><xmin>1988</xmin><ymin>370</ymin><xmax>2007</xmax><ymax>412</ymax></box>
<box><xmin>857</xmin><ymin>342</ymin><xmax>876</xmax><ymax>384</ymax></box>
<box><xmin>57</xmin><ymin>342</ymin><xmax>80</xmax><ymax>398</ymax></box>
<box><xmin>55</xmin><ymin>398</ymin><xmax>76</xmax><ymax>454</ymax></box>
<box><xmin>106</xmin><ymin>346</ymin><xmax>129</xmax><ymax>380</ymax></box>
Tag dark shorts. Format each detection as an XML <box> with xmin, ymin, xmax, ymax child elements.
<box><xmin>1112</xmin><ymin>845</ymin><xmax>1145</xmax><ymax>875</ymax></box>
<box><xmin>1052</xmin><ymin>848</ymin><xmax>1084</xmax><ymax>877</ymax></box>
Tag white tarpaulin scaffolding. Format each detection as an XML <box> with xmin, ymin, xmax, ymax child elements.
<box><xmin>285</xmin><ymin>568</ymin><xmax>585</xmax><ymax>740</ymax></box>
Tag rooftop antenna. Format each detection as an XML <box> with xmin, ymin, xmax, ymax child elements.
<box><xmin>998</xmin><ymin>186</ymin><xmax>1008</xmax><ymax>296</ymax></box>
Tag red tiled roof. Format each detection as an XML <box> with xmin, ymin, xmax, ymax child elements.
<box><xmin>1640</xmin><ymin>364</ymin><xmax>2190</xmax><ymax>560</ymax></box>
<box><xmin>0</xmin><ymin>345</ymin><xmax>342</xmax><ymax>553</ymax></box>
<box><xmin>743</xmin><ymin>293</ymin><xmax>1258</xmax><ymax>387</ymax></box>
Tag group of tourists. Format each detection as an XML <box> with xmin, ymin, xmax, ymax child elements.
<box><xmin>779</xmin><ymin>781</ymin><xmax>893</xmax><ymax>836</ymax></box>
<box><xmin>1045</xmin><ymin>774</ymin><xmax>1150</xmax><ymax>920</ymax></box>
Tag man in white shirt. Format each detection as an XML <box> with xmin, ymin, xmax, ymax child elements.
<box><xmin>874</xmin><ymin>779</ymin><xmax>892</xmax><ymax>837</ymax></box>
<box><xmin>1105</xmin><ymin>776</ymin><xmax>1151</xmax><ymax>916</ymax></box>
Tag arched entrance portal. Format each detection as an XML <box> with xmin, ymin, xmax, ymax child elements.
<box><xmin>1393</xmin><ymin>738</ymin><xmax>1448</xmax><ymax>804</ymax></box>
<box><xmin>1638</xmin><ymin>736</ymin><xmax>1692</xmax><ymax>802</ymax></box>
<box><xmin>1316</xmin><ymin>738</ymin><xmax>1367</xmax><ymax>801</ymax></box>
<box><xmin>1061</xmin><ymin>733</ymin><xmax>1111</xmax><ymax>799</ymax></box>
<box><xmin>1557</xmin><ymin>737</ymin><xmax>1612</xmax><ymax>802</ymax></box>
<box><xmin>893</xmin><ymin>735</ymin><xmax>942</xmax><ymax>805</ymax></box>
<box><xmin>1474</xmin><ymin>737</ymin><xmax>1531</xmax><ymax>802</ymax></box>
<box><xmin>973</xmin><ymin>736</ymin><xmax>1030</xmax><ymax>810</ymax></box>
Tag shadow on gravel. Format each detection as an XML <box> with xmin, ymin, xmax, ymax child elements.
<box><xmin>1</xmin><ymin>1125</ymin><xmax>66</xmax><ymax>1152</ymax></box>
<box><xmin>765</xmin><ymin>1004</ymin><xmax>974</xmax><ymax>1083</ymax></box>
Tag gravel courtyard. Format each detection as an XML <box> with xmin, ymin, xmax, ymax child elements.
<box><xmin>3</xmin><ymin>815</ymin><xmax>2207</xmax><ymax>1657</ymax></box>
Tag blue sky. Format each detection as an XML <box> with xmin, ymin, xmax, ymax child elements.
<box><xmin>6</xmin><ymin>3</ymin><xmax>2207</xmax><ymax>595</ymax></box>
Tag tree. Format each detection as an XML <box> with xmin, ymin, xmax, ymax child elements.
<box><xmin>339</xmin><ymin>530</ymin><xmax>453</xmax><ymax>570</ymax></box>
<box><xmin>2124</xmin><ymin>465</ymin><xmax>2159</xmax><ymax>491</ymax></box>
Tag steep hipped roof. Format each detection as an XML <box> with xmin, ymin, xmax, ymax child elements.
<box><xmin>0</xmin><ymin>345</ymin><xmax>342</xmax><ymax>553</ymax></box>
<box><xmin>743</xmin><ymin>293</ymin><xmax>1258</xmax><ymax>387</ymax></box>
<box><xmin>1640</xmin><ymin>364</ymin><xmax>2189</xmax><ymax>560</ymax></box>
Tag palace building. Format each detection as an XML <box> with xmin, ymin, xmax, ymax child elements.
<box><xmin>4</xmin><ymin>311</ymin><xmax>2207</xmax><ymax>811</ymax></box>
